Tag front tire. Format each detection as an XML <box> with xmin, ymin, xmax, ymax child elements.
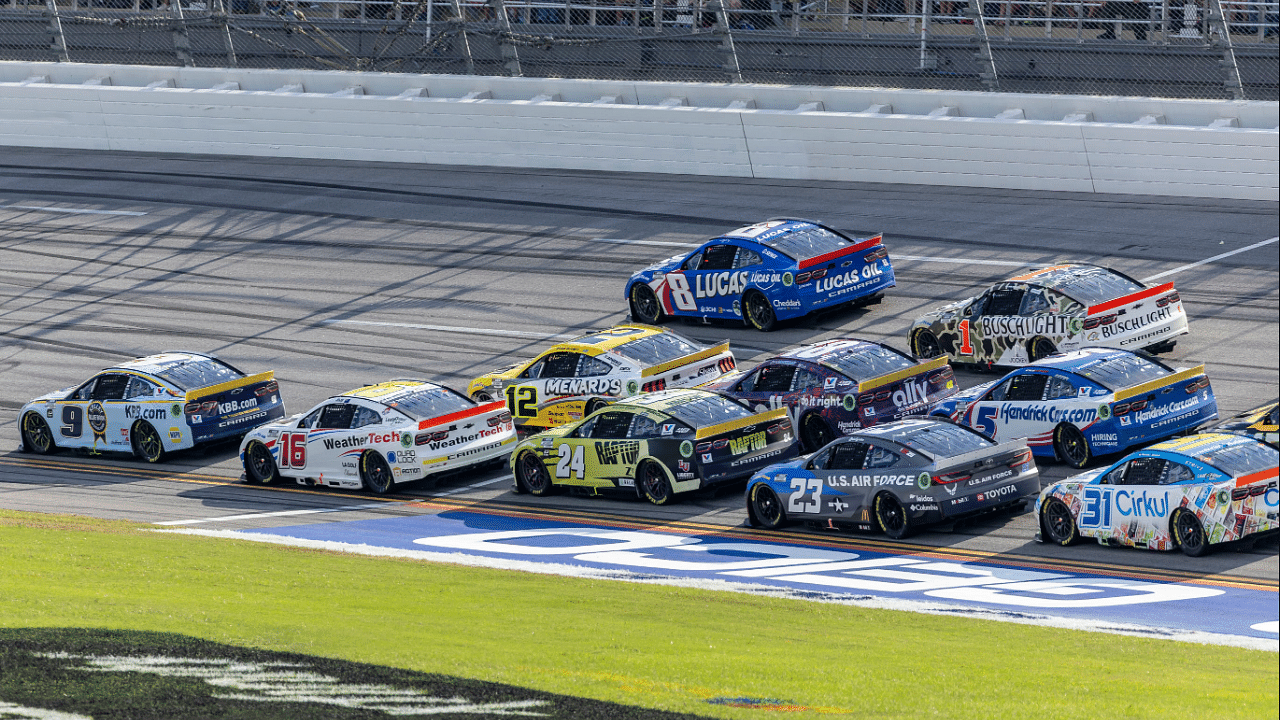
<box><xmin>21</xmin><ymin>412</ymin><xmax>55</xmax><ymax>455</ymax></box>
<box><xmin>743</xmin><ymin>291</ymin><xmax>777</xmax><ymax>332</ymax></box>
<box><xmin>131</xmin><ymin>421</ymin><xmax>165</xmax><ymax>463</ymax></box>
<box><xmin>1173</xmin><ymin>508</ymin><xmax>1210</xmax><ymax>557</ymax></box>
<box><xmin>911</xmin><ymin>328</ymin><xmax>943</xmax><ymax>359</ymax></box>
<box><xmin>514</xmin><ymin>451</ymin><xmax>553</xmax><ymax>496</ymax></box>
<box><xmin>750</xmin><ymin>484</ymin><xmax>786</xmax><ymax>529</ymax></box>
<box><xmin>637</xmin><ymin>461</ymin><xmax>674</xmax><ymax>505</ymax></box>
<box><xmin>629</xmin><ymin>283</ymin><xmax>663</xmax><ymax>325</ymax></box>
<box><xmin>1040</xmin><ymin>498</ymin><xmax>1079</xmax><ymax>546</ymax></box>
<box><xmin>361</xmin><ymin>451</ymin><xmax>395</xmax><ymax>494</ymax></box>
<box><xmin>1053</xmin><ymin>423</ymin><xmax>1092</xmax><ymax>469</ymax></box>
<box><xmin>584</xmin><ymin>398</ymin><xmax>607</xmax><ymax>415</ymax></box>
<box><xmin>1028</xmin><ymin>336</ymin><xmax>1057</xmax><ymax>363</ymax></box>
<box><xmin>799</xmin><ymin>413</ymin><xmax>834</xmax><ymax>453</ymax></box>
<box><xmin>243</xmin><ymin>441</ymin><xmax>279</xmax><ymax>485</ymax></box>
<box><xmin>874</xmin><ymin>492</ymin><xmax>913</xmax><ymax>539</ymax></box>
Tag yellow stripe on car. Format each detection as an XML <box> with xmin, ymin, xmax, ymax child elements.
<box><xmin>642</xmin><ymin>341</ymin><xmax>731</xmax><ymax>378</ymax></box>
<box><xmin>856</xmin><ymin>356</ymin><xmax>948</xmax><ymax>393</ymax></box>
<box><xmin>185</xmin><ymin>371</ymin><xmax>274</xmax><ymax>401</ymax></box>
<box><xmin>695</xmin><ymin>407</ymin><xmax>787</xmax><ymax>439</ymax></box>
<box><xmin>1113</xmin><ymin>365</ymin><xmax>1205</xmax><ymax>402</ymax></box>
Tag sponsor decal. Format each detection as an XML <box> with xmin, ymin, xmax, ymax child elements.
<box><xmin>978</xmin><ymin>315</ymin><xmax>1074</xmax><ymax>339</ymax></box>
<box><xmin>701</xmin><ymin>453</ymin><xmax>713</xmax><ymax>463</ymax></box>
<box><xmin>626</xmin><ymin>380</ymin><xmax>640</xmax><ymax>396</ymax></box>
<box><xmin>731</xmin><ymin>446</ymin><xmax>784</xmax><ymax>467</ymax></box>
<box><xmin>1134</xmin><ymin>397</ymin><xmax>1204</xmax><ymax>428</ymax></box>
<box><xmin>678</xmin><ymin>460</ymin><xmax>690</xmax><ymax>472</ymax></box>
<box><xmin>1099</xmin><ymin>404</ymin><xmax>1112</xmax><ymax>420</ymax></box>
<box><xmin>917</xmin><ymin>473</ymin><xmax>932</xmax><ymax>489</ymax></box>
<box><xmin>87</xmin><ymin>401</ymin><xmax>107</xmax><ymax>444</ymax></box>
<box><xmin>545</xmin><ymin>378</ymin><xmax>624</xmax><ymax>396</ymax></box>
<box><xmin>596</xmin><ymin>441</ymin><xmax>640</xmax><ymax>466</ymax></box>
<box><xmin>695</xmin><ymin>271</ymin><xmax>751</xmax><ymax>300</ymax></box>
<box><xmin>969</xmin><ymin>469</ymin><xmax>1014</xmax><ymax>486</ymax></box>
<box><xmin>171</xmin><ymin>403</ymin><xmax>182</xmax><ymax>417</ymax></box>
<box><xmin>910</xmin><ymin>504</ymin><xmax>940</xmax><ymax>512</ymax></box>
<box><xmin>1100</xmin><ymin>306</ymin><xmax>1173</xmax><ymax>340</ymax></box>
<box><xmin>977</xmin><ymin>485</ymin><xmax>1018</xmax><ymax>502</ymax></box>
<box><xmin>829</xmin><ymin>497</ymin><xmax>848</xmax><ymax>513</ymax></box>
<box><xmin>781</xmin><ymin>272</ymin><xmax>794</xmax><ymax>287</ymax></box>
<box><xmin>814</xmin><ymin>267</ymin><xmax>881</xmax><ymax>296</ymax></box>
<box><xmin>1116</xmin><ymin>489</ymin><xmax>1169</xmax><ymax>518</ymax></box>
<box><xmin>401</xmin><ymin>433</ymin><xmax>412</xmax><ymax>448</ymax></box>
<box><xmin>217</xmin><ymin>397</ymin><xmax>259</xmax><ymax>414</ymax></box>
<box><xmin>998</xmin><ymin>404</ymin><xmax>1097</xmax><ymax>424</ymax></box>
<box><xmin>892</xmin><ymin>378</ymin><xmax>930</xmax><ymax>410</ymax></box>
<box><xmin>772</xmin><ymin>299</ymin><xmax>802</xmax><ymax>309</ymax></box>
<box><xmin>827</xmin><ymin>474</ymin><xmax>918</xmax><ymax>488</ymax></box>
<box><xmin>680</xmin><ymin>440</ymin><xmax>693</xmax><ymax>458</ymax></box>
<box><xmin>728</xmin><ymin>431</ymin><xmax>766</xmax><ymax>456</ymax></box>
<box><xmin>428</xmin><ymin>427</ymin><xmax>506</xmax><ymax>451</ymax></box>
<box><xmin>323</xmin><ymin>435</ymin><xmax>368</xmax><ymax>451</ymax></box>
<box><xmin>842</xmin><ymin>395</ymin><xmax>856</xmax><ymax>412</ymax></box>
<box><xmin>447</xmin><ymin>439</ymin><xmax>507</xmax><ymax>461</ymax></box>
<box><xmin>392</xmin><ymin>466</ymin><xmax>423</xmax><ymax>478</ymax></box>
<box><xmin>341</xmin><ymin>460</ymin><xmax>358</xmax><ymax>476</ymax></box>
<box><xmin>125</xmin><ymin>405</ymin><xmax>168</xmax><ymax>420</ymax></box>
<box><xmin>168</xmin><ymin>427</ymin><xmax>182</xmax><ymax>443</ymax></box>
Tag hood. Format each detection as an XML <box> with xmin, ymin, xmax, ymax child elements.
<box><xmin>632</xmin><ymin>254</ymin><xmax>686</xmax><ymax>279</ymax></box>
<box><xmin>28</xmin><ymin>386</ymin><xmax>76</xmax><ymax>405</ymax></box>
<box><xmin>917</xmin><ymin>296</ymin><xmax>975</xmax><ymax>324</ymax></box>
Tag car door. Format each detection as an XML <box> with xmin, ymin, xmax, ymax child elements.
<box><xmin>1083</xmin><ymin>457</ymin><xmax>1190</xmax><ymax>544</ymax></box>
<box><xmin>684</xmin><ymin>243</ymin><xmax>741</xmax><ymax>317</ymax></box>
<box><xmin>506</xmin><ymin>351</ymin><xmax>584</xmax><ymax>423</ymax></box>
<box><xmin>967</xmin><ymin>371</ymin><xmax>1049</xmax><ymax>441</ymax></box>
<box><xmin>733</xmin><ymin>361</ymin><xmax>797</xmax><ymax>414</ymax></box>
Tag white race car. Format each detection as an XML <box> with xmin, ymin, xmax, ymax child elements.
<box><xmin>239</xmin><ymin>380</ymin><xmax>516</xmax><ymax>494</ymax></box>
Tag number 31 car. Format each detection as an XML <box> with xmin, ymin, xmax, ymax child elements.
<box><xmin>626</xmin><ymin>219</ymin><xmax>894</xmax><ymax>331</ymax></box>
<box><xmin>1037</xmin><ymin>433</ymin><xmax>1278</xmax><ymax>556</ymax></box>
<box><xmin>510</xmin><ymin>388</ymin><xmax>797</xmax><ymax>504</ymax></box>
<box><xmin>19</xmin><ymin>352</ymin><xmax>285</xmax><ymax>463</ymax></box>
<box><xmin>240</xmin><ymin>380</ymin><xmax>516</xmax><ymax>494</ymax></box>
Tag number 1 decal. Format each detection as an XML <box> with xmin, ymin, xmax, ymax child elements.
<box><xmin>667</xmin><ymin>273</ymin><xmax>697</xmax><ymax>312</ymax></box>
<box><xmin>959</xmin><ymin>319</ymin><xmax>974</xmax><ymax>355</ymax></box>
<box><xmin>278</xmin><ymin>432</ymin><xmax>307</xmax><ymax>469</ymax></box>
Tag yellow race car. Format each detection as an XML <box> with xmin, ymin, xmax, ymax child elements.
<box><xmin>1208</xmin><ymin>399</ymin><xmax>1278</xmax><ymax>448</ymax></box>
<box><xmin>468</xmin><ymin>324</ymin><xmax>736</xmax><ymax>431</ymax></box>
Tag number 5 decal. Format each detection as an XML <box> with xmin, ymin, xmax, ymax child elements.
<box><xmin>555</xmin><ymin>444</ymin><xmax>586</xmax><ymax>479</ymax></box>
<box><xmin>787</xmin><ymin>476</ymin><xmax>823</xmax><ymax>514</ymax></box>
<box><xmin>974</xmin><ymin>406</ymin><xmax>998</xmax><ymax>438</ymax></box>
<box><xmin>505</xmin><ymin>385</ymin><xmax>539</xmax><ymax>419</ymax></box>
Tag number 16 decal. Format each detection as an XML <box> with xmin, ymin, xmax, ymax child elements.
<box><xmin>278</xmin><ymin>432</ymin><xmax>307</xmax><ymax>468</ymax></box>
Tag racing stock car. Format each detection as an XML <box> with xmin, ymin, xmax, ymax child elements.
<box><xmin>704</xmin><ymin>338</ymin><xmax>958</xmax><ymax>452</ymax></box>
<box><xmin>746</xmin><ymin>418</ymin><xmax>1039</xmax><ymax>538</ymax></box>
<box><xmin>1207</xmin><ymin>399</ymin><xmax>1278</xmax><ymax>448</ymax></box>
<box><xmin>19</xmin><ymin>352</ymin><xmax>285</xmax><ymax>463</ymax></box>
<box><xmin>240</xmin><ymin>380</ymin><xmax>516</xmax><ymax>494</ymax></box>
<box><xmin>909</xmin><ymin>263</ymin><xmax>1188</xmax><ymax>366</ymax></box>
<box><xmin>467</xmin><ymin>324</ymin><xmax>735</xmax><ymax>431</ymax></box>
<box><xmin>931</xmin><ymin>348</ymin><xmax>1216</xmax><ymax>468</ymax></box>
<box><xmin>510</xmin><ymin>388</ymin><xmax>797</xmax><ymax>504</ymax></box>
<box><xmin>1037</xmin><ymin>433</ymin><xmax>1278</xmax><ymax>556</ymax></box>
<box><xmin>626</xmin><ymin>219</ymin><xmax>895</xmax><ymax>331</ymax></box>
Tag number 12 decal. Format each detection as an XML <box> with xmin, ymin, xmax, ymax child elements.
<box><xmin>556</xmin><ymin>444</ymin><xmax>586</xmax><ymax>479</ymax></box>
<box><xmin>505</xmin><ymin>386</ymin><xmax>538</xmax><ymax>418</ymax></box>
<box><xmin>278</xmin><ymin>432</ymin><xmax>307</xmax><ymax>468</ymax></box>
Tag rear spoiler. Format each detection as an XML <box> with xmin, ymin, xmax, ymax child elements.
<box><xmin>931</xmin><ymin>439</ymin><xmax>1030</xmax><ymax>470</ymax></box>
<box><xmin>1113</xmin><ymin>364</ymin><xmax>1205</xmax><ymax>402</ymax></box>
<box><xmin>856</xmin><ymin>356</ymin><xmax>948</xmax><ymax>394</ymax></box>
<box><xmin>185</xmin><ymin>370</ymin><xmax>274</xmax><ymax>401</ymax></box>
<box><xmin>696</xmin><ymin>407</ymin><xmax>787</xmax><ymax>440</ymax></box>
<box><xmin>642</xmin><ymin>341</ymin><xmax>732</xmax><ymax>378</ymax></box>
<box><xmin>418</xmin><ymin>401</ymin><xmax>506</xmax><ymax>431</ymax></box>
<box><xmin>1234</xmin><ymin>468</ymin><xmax>1279</xmax><ymax>488</ymax></box>
<box><xmin>1088</xmin><ymin>282</ymin><xmax>1175</xmax><ymax>316</ymax></box>
<box><xmin>797</xmin><ymin>235</ymin><xmax>883</xmax><ymax>271</ymax></box>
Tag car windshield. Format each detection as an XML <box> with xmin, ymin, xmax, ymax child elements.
<box><xmin>819</xmin><ymin>344</ymin><xmax>915</xmax><ymax>382</ymax></box>
<box><xmin>661</xmin><ymin>394</ymin><xmax>754</xmax><ymax>427</ymax></box>
<box><xmin>897</xmin><ymin>423</ymin><xmax>992</xmax><ymax>458</ymax></box>
<box><xmin>1200</xmin><ymin>442</ymin><xmax>1278</xmax><ymax>478</ymax></box>
<box><xmin>154</xmin><ymin>358</ymin><xmax>242</xmax><ymax>391</ymax></box>
<box><xmin>612</xmin><ymin>333</ymin><xmax>702</xmax><ymax>366</ymax></box>
<box><xmin>382</xmin><ymin>386</ymin><xmax>473</xmax><ymax>419</ymax></box>
<box><xmin>755</xmin><ymin>226</ymin><xmax>850</xmax><ymax>260</ymax></box>
<box><xmin>1073</xmin><ymin>353</ymin><xmax>1170</xmax><ymax>391</ymax></box>
<box><xmin>1055</xmin><ymin>267</ymin><xmax>1145</xmax><ymax>305</ymax></box>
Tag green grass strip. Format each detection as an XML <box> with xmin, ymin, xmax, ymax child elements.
<box><xmin>1</xmin><ymin>509</ymin><xmax>1275</xmax><ymax>719</ymax></box>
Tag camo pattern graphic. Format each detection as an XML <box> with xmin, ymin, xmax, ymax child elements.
<box><xmin>914</xmin><ymin>283</ymin><xmax>1087</xmax><ymax>366</ymax></box>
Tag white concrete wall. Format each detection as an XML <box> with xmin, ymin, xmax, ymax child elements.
<box><xmin>2</xmin><ymin>62</ymin><xmax>1276</xmax><ymax>200</ymax></box>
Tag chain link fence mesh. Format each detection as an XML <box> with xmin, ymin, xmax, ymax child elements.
<box><xmin>1</xmin><ymin>0</ymin><xmax>1276</xmax><ymax>98</ymax></box>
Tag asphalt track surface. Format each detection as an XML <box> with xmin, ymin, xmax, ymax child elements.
<box><xmin>0</xmin><ymin>147</ymin><xmax>1276</xmax><ymax>636</ymax></box>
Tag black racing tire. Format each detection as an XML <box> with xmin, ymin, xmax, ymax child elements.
<box><xmin>1040</xmin><ymin>498</ymin><xmax>1080</xmax><ymax>546</ymax></box>
<box><xmin>243</xmin><ymin>440</ymin><xmax>280</xmax><ymax>485</ymax></box>
<box><xmin>629</xmin><ymin>283</ymin><xmax>663</xmax><ymax>325</ymax></box>
<box><xmin>515</xmin><ymin>451</ymin><xmax>554</xmax><ymax>496</ymax></box>
<box><xmin>1028</xmin><ymin>336</ymin><xmax>1057</xmax><ymax>363</ymax></box>
<box><xmin>750</xmin><ymin>484</ymin><xmax>786</xmax><ymax>530</ymax></box>
<box><xmin>21</xmin><ymin>412</ymin><xmax>56</xmax><ymax>455</ymax></box>
<box><xmin>584</xmin><ymin>398</ymin><xmax>607</xmax><ymax>415</ymax></box>
<box><xmin>743</xmin><ymin>291</ymin><xmax>777</xmax><ymax>332</ymax></box>
<box><xmin>637</xmin><ymin>461</ymin><xmax>675</xmax><ymax>505</ymax></box>
<box><xmin>911</xmin><ymin>328</ymin><xmax>943</xmax><ymax>360</ymax></box>
<box><xmin>874</xmin><ymin>492</ymin><xmax>913</xmax><ymax>539</ymax></box>
<box><xmin>361</xmin><ymin>451</ymin><xmax>395</xmax><ymax>494</ymax></box>
<box><xmin>471</xmin><ymin>391</ymin><xmax>495</xmax><ymax>403</ymax></box>
<box><xmin>1173</xmin><ymin>508</ymin><xmax>1210</xmax><ymax>557</ymax></box>
<box><xmin>1145</xmin><ymin>340</ymin><xmax>1177</xmax><ymax>354</ymax></box>
<box><xmin>131</xmin><ymin>421</ymin><xmax>165</xmax><ymax>463</ymax></box>
<box><xmin>799</xmin><ymin>413</ymin><xmax>835</xmax><ymax>453</ymax></box>
<box><xmin>1053</xmin><ymin>423</ymin><xmax>1092</xmax><ymax>469</ymax></box>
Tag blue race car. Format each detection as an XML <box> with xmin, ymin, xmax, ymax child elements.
<box><xmin>625</xmin><ymin>219</ymin><xmax>895</xmax><ymax>331</ymax></box>
<box><xmin>930</xmin><ymin>348</ymin><xmax>1217</xmax><ymax>469</ymax></box>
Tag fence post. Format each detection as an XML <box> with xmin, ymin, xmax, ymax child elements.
<box><xmin>1204</xmin><ymin>0</ymin><xmax>1245</xmax><ymax>98</ymax></box>
<box><xmin>919</xmin><ymin>0</ymin><xmax>936</xmax><ymax>69</ymax></box>
<box><xmin>965</xmin><ymin>0</ymin><xmax>1000</xmax><ymax>90</ymax></box>
<box><xmin>491</xmin><ymin>0</ymin><xmax>524</xmax><ymax>75</ymax></box>
<box><xmin>43</xmin><ymin>0</ymin><xmax>70</xmax><ymax>63</ymax></box>
<box><xmin>712</xmin><ymin>0</ymin><xmax>743</xmax><ymax>81</ymax></box>
<box><xmin>451</xmin><ymin>0</ymin><xmax>477</xmax><ymax>73</ymax></box>
<box><xmin>171</xmin><ymin>0</ymin><xmax>196</xmax><ymax>67</ymax></box>
<box><xmin>213</xmin><ymin>0</ymin><xmax>239</xmax><ymax>67</ymax></box>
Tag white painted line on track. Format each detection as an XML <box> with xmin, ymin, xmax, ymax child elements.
<box><xmin>154</xmin><ymin>502</ymin><xmax>391</xmax><ymax>526</ymax></box>
<box><xmin>1142</xmin><ymin>236</ymin><xmax>1279</xmax><ymax>282</ymax></box>
<box><xmin>892</xmin><ymin>254</ymin><xmax>1027</xmax><ymax>267</ymax></box>
<box><xmin>322</xmin><ymin>319</ymin><xmax>579</xmax><ymax>341</ymax></box>
<box><xmin>593</xmin><ymin>238</ymin><xmax>697</xmax><ymax>248</ymax></box>
<box><xmin>6</xmin><ymin>204</ymin><xmax>148</xmax><ymax>216</ymax></box>
<box><xmin>432</xmin><ymin>475</ymin><xmax>509</xmax><ymax>497</ymax></box>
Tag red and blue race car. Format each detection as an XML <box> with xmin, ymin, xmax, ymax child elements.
<box><xmin>626</xmin><ymin>219</ymin><xmax>894</xmax><ymax>331</ymax></box>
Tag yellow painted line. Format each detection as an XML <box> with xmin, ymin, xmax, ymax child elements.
<box><xmin>1113</xmin><ymin>365</ymin><xmax>1204</xmax><ymax>402</ymax></box>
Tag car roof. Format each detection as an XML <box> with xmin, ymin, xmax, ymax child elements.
<box><xmin>1149</xmin><ymin>432</ymin><xmax>1263</xmax><ymax>460</ymax></box>
<box><xmin>339</xmin><ymin>380</ymin><xmax>444</xmax><ymax>402</ymax></box>
<box><xmin>544</xmin><ymin>324</ymin><xmax>670</xmax><ymax>357</ymax></box>
<box><xmin>849</xmin><ymin>417</ymin><xmax>950</xmax><ymax>442</ymax></box>
<box><xmin>616</xmin><ymin>388</ymin><xmax>721</xmax><ymax>413</ymax></box>
<box><xmin>777</xmin><ymin>338</ymin><xmax>882</xmax><ymax>365</ymax></box>
<box><xmin>1016</xmin><ymin>347</ymin><xmax>1136</xmax><ymax>373</ymax></box>
<box><xmin>719</xmin><ymin>219</ymin><xmax>816</xmax><ymax>243</ymax></box>
<box><xmin>107</xmin><ymin>352</ymin><xmax>217</xmax><ymax>376</ymax></box>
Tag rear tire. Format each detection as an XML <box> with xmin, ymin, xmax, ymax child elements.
<box><xmin>799</xmin><ymin>413</ymin><xmax>835</xmax><ymax>453</ymax></box>
<box><xmin>1028</xmin><ymin>336</ymin><xmax>1057</xmax><ymax>363</ymax></box>
<box><xmin>750</xmin><ymin>484</ymin><xmax>786</xmax><ymax>529</ymax></box>
<box><xmin>911</xmin><ymin>328</ymin><xmax>943</xmax><ymax>360</ymax></box>
<box><xmin>637</xmin><ymin>461</ymin><xmax>675</xmax><ymax>505</ymax></box>
<box><xmin>243</xmin><ymin>441</ymin><xmax>279</xmax><ymax>485</ymax></box>
<box><xmin>1040</xmin><ymin>498</ymin><xmax>1079</xmax><ymax>546</ymax></box>
<box><xmin>743</xmin><ymin>291</ymin><xmax>777</xmax><ymax>332</ymax></box>
<box><xmin>515</xmin><ymin>451</ymin><xmax>553</xmax><ymax>496</ymax></box>
<box><xmin>131</xmin><ymin>421</ymin><xmax>165</xmax><ymax>463</ymax></box>
<box><xmin>1053</xmin><ymin>423</ymin><xmax>1092</xmax><ymax>469</ymax></box>
<box><xmin>361</xmin><ymin>451</ymin><xmax>395</xmax><ymax>494</ymax></box>
<box><xmin>1173</xmin><ymin>508</ymin><xmax>1210</xmax><ymax>557</ymax></box>
<box><xmin>874</xmin><ymin>492</ymin><xmax>913</xmax><ymax>539</ymax></box>
<box><xmin>21</xmin><ymin>412</ymin><xmax>55</xmax><ymax>455</ymax></box>
<box><xmin>629</xmin><ymin>283</ymin><xmax>663</xmax><ymax>325</ymax></box>
<box><xmin>584</xmin><ymin>398</ymin><xmax>607</xmax><ymax>415</ymax></box>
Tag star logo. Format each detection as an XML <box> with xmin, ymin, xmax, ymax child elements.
<box><xmin>829</xmin><ymin>498</ymin><xmax>848</xmax><ymax>513</ymax></box>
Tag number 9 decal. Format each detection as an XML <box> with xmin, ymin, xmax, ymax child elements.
<box><xmin>61</xmin><ymin>405</ymin><xmax>83</xmax><ymax>438</ymax></box>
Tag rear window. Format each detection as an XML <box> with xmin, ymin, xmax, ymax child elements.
<box><xmin>756</xmin><ymin>226</ymin><xmax>851</xmax><ymax>260</ymax></box>
<box><xmin>612</xmin><ymin>333</ymin><xmax>702</xmax><ymax>366</ymax></box>
<box><xmin>898</xmin><ymin>423</ymin><xmax>993</xmax><ymax>458</ymax></box>
<box><xmin>661</xmin><ymin>394</ymin><xmax>754</xmax><ymax>428</ymax></box>
<box><xmin>1074</xmin><ymin>353</ymin><xmax>1170</xmax><ymax>391</ymax></box>
<box><xmin>382</xmin><ymin>386</ymin><xmax>473</xmax><ymax>419</ymax></box>
<box><xmin>1055</xmin><ymin>267</ymin><xmax>1145</xmax><ymax>305</ymax></box>
<box><xmin>820</xmin><ymin>344</ymin><xmax>916</xmax><ymax>382</ymax></box>
<box><xmin>1201</xmin><ymin>442</ymin><xmax>1279</xmax><ymax>478</ymax></box>
<box><xmin>154</xmin><ymin>359</ymin><xmax>242</xmax><ymax>391</ymax></box>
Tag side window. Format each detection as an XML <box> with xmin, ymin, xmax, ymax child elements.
<box><xmin>91</xmin><ymin>374</ymin><xmax>131</xmax><ymax>401</ymax></box>
<box><xmin>699</xmin><ymin>244</ymin><xmax>738</xmax><ymax>271</ymax></box>
<box><xmin>830</xmin><ymin>442</ymin><xmax>869</xmax><ymax>470</ymax></box>
<box><xmin>540</xmin><ymin>352</ymin><xmax>580</xmax><ymax>378</ymax></box>
<box><xmin>1267</xmin><ymin>407</ymin><xmax>1279</xmax><ymax>426</ymax></box>
<box><xmin>628</xmin><ymin>414</ymin><xmax>660</xmax><ymax>439</ymax></box>
<box><xmin>572</xmin><ymin>416</ymin><xmax>598</xmax><ymax>438</ymax></box>
<box><xmin>1119</xmin><ymin>457</ymin><xmax>1167</xmax><ymax>486</ymax></box>
<box><xmin>753</xmin><ymin>364</ymin><xmax>797</xmax><ymax>393</ymax></box>
<box><xmin>681</xmin><ymin>250</ymin><xmax>703</xmax><ymax>272</ymax></box>
<box><xmin>317</xmin><ymin>404</ymin><xmax>356</xmax><ymax>430</ymax></box>
<box><xmin>1005</xmin><ymin>374</ymin><xmax>1049</xmax><ymax>402</ymax></box>
<box><xmin>985</xmin><ymin>288</ymin><xmax>1025</xmax><ymax>316</ymax></box>
<box><xmin>792</xmin><ymin>367</ymin><xmax>824</xmax><ymax>392</ymax></box>
<box><xmin>863</xmin><ymin>445</ymin><xmax>900</xmax><ymax>469</ymax></box>
<box><xmin>1020</xmin><ymin>289</ymin><xmax>1051</xmax><ymax>316</ymax></box>
<box><xmin>350</xmin><ymin>406</ymin><xmax>382</xmax><ymax>429</ymax></box>
<box><xmin>577</xmin><ymin>355</ymin><xmax>613</xmax><ymax>377</ymax></box>
<box><xmin>1102</xmin><ymin>464</ymin><xmax>1125</xmax><ymax>485</ymax></box>
<box><xmin>734</xmin><ymin>248</ymin><xmax>763</xmax><ymax>268</ymax></box>
<box><xmin>808</xmin><ymin>447</ymin><xmax>833</xmax><ymax>471</ymax></box>
<box><xmin>519</xmin><ymin>359</ymin><xmax>544</xmax><ymax>380</ymax></box>
<box><xmin>124</xmin><ymin>376</ymin><xmax>158</xmax><ymax>400</ymax></box>
<box><xmin>1164</xmin><ymin>462</ymin><xmax>1195</xmax><ymax>485</ymax></box>
<box><xmin>589</xmin><ymin>411</ymin><xmax>633</xmax><ymax>439</ymax></box>
<box><xmin>1045</xmin><ymin>376</ymin><xmax>1077</xmax><ymax>400</ymax></box>
<box><xmin>987</xmin><ymin>378</ymin><xmax>1013</xmax><ymax>402</ymax></box>
<box><xmin>299</xmin><ymin>407</ymin><xmax>324</xmax><ymax>429</ymax></box>
<box><xmin>69</xmin><ymin>380</ymin><xmax>95</xmax><ymax>401</ymax></box>
<box><xmin>735</xmin><ymin>371</ymin><xmax>758</xmax><ymax>393</ymax></box>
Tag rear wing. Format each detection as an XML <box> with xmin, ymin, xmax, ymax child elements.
<box><xmin>1234</xmin><ymin>468</ymin><xmax>1279</xmax><ymax>489</ymax></box>
<box><xmin>930</xmin><ymin>439</ymin><xmax>1030</xmax><ymax>470</ymax></box>
<box><xmin>642</xmin><ymin>341</ymin><xmax>732</xmax><ymax>379</ymax></box>
<box><xmin>1087</xmin><ymin>281</ymin><xmax>1176</xmax><ymax>316</ymax></box>
<box><xmin>696</xmin><ymin>407</ymin><xmax>787</xmax><ymax>440</ymax></box>
<box><xmin>856</xmin><ymin>356</ymin><xmax>948</xmax><ymax>394</ymax></box>
<box><xmin>797</xmin><ymin>235</ymin><xmax>884</xmax><ymax>271</ymax></box>
<box><xmin>1113</xmin><ymin>365</ymin><xmax>1206</xmax><ymax>402</ymax></box>
<box><xmin>418</xmin><ymin>400</ymin><xmax>506</xmax><ymax>431</ymax></box>
<box><xmin>185</xmin><ymin>370</ymin><xmax>274</xmax><ymax>401</ymax></box>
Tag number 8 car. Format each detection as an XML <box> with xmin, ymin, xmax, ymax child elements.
<box><xmin>239</xmin><ymin>380</ymin><xmax>516</xmax><ymax>494</ymax></box>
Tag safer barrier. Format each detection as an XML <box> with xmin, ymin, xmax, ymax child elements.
<box><xmin>1</xmin><ymin>62</ymin><xmax>1275</xmax><ymax>199</ymax></box>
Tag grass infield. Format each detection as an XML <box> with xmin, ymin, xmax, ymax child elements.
<box><xmin>1</xmin><ymin>510</ymin><xmax>1275</xmax><ymax>719</ymax></box>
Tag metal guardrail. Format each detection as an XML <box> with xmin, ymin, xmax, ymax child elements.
<box><xmin>2</xmin><ymin>0</ymin><xmax>1275</xmax><ymax>98</ymax></box>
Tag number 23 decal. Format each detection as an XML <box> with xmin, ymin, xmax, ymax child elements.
<box><xmin>788</xmin><ymin>476</ymin><xmax>823</xmax><ymax>513</ymax></box>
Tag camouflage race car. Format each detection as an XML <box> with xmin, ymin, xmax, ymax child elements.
<box><xmin>703</xmin><ymin>338</ymin><xmax>958</xmax><ymax>452</ymax></box>
<box><xmin>909</xmin><ymin>264</ymin><xmax>1188</xmax><ymax>367</ymax></box>
<box><xmin>510</xmin><ymin>388</ymin><xmax>797</xmax><ymax>504</ymax></box>
<box><xmin>467</xmin><ymin>324</ymin><xmax>735</xmax><ymax>431</ymax></box>
<box><xmin>1207</xmin><ymin>399</ymin><xmax>1278</xmax><ymax>448</ymax></box>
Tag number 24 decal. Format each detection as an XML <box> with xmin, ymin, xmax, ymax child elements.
<box><xmin>556</xmin><ymin>444</ymin><xmax>586</xmax><ymax>479</ymax></box>
<box><xmin>788</xmin><ymin>476</ymin><xmax>823</xmax><ymax>513</ymax></box>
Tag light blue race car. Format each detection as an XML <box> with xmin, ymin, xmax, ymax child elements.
<box><xmin>930</xmin><ymin>348</ymin><xmax>1217</xmax><ymax>468</ymax></box>
<box><xmin>625</xmin><ymin>219</ymin><xmax>895</xmax><ymax>331</ymax></box>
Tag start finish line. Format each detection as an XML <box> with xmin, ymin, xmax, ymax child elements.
<box><xmin>167</xmin><ymin>510</ymin><xmax>1279</xmax><ymax>650</ymax></box>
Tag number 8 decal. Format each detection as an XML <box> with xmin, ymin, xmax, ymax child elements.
<box><xmin>667</xmin><ymin>273</ymin><xmax>697</xmax><ymax>312</ymax></box>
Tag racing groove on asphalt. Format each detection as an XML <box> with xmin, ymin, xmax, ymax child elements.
<box><xmin>0</xmin><ymin>147</ymin><xmax>1276</xmax><ymax>641</ymax></box>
